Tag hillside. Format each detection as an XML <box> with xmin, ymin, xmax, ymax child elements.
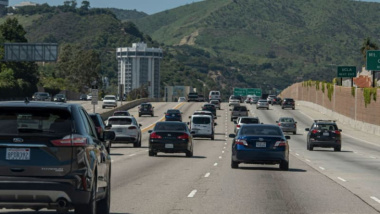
<box><xmin>107</xmin><ymin>8</ymin><xmax>147</xmax><ymax>21</ymax></box>
<box><xmin>134</xmin><ymin>0</ymin><xmax>380</xmax><ymax>92</ymax></box>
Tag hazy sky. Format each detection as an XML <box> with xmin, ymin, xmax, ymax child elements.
<box><xmin>9</xmin><ymin>0</ymin><xmax>204</xmax><ymax>14</ymax></box>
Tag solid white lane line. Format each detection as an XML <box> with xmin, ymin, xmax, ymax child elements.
<box><xmin>129</xmin><ymin>154</ymin><xmax>136</xmax><ymax>157</ymax></box>
<box><xmin>205</xmin><ymin>173</ymin><xmax>210</xmax><ymax>178</ymax></box>
<box><xmin>187</xmin><ymin>190</ymin><xmax>197</xmax><ymax>198</ymax></box>
<box><xmin>353</xmin><ymin>151</ymin><xmax>358</xmax><ymax>154</ymax></box>
<box><xmin>214</xmin><ymin>163</ymin><xmax>218</xmax><ymax>166</ymax></box>
<box><xmin>295</xmin><ymin>153</ymin><xmax>300</xmax><ymax>156</ymax></box>
<box><xmin>305</xmin><ymin>159</ymin><xmax>311</xmax><ymax>162</ymax></box>
<box><xmin>319</xmin><ymin>166</ymin><xmax>325</xmax><ymax>170</ymax></box>
<box><xmin>337</xmin><ymin>177</ymin><xmax>347</xmax><ymax>182</ymax></box>
<box><xmin>289</xmin><ymin>149</ymin><xmax>292</xmax><ymax>152</ymax></box>
<box><xmin>371</xmin><ymin>196</ymin><xmax>380</xmax><ymax>204</ymax></box>
<box><xmin>219</xmin><ymin>156</ymin><xmax>222</xmax><ymax>159</ymax></box>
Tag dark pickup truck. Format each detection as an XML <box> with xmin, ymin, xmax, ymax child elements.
<box><xmin>188</xmin><ymin>93</ymin><xmax>199</xmax><ymax>102</ymax></box>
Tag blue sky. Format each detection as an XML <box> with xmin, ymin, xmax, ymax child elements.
<box><xmin>9</xmin><ymin>0</ymin><xmax>204</xmax><ymax>14</ymax></box>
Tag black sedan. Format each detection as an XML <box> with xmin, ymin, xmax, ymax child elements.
<box><xmin>53</xmin><ymin>94</ymin><xmax>66</xmax><ymax>102</ymax></box>
<box><xmin>148</xmin><ymin>121</ymin><xmax>193</xmax><ymax>157</ymax></box>
<box><xmin>229</xmin><ymin>124</ymin><xmax>290</xmax><ymax>170</ymax></box>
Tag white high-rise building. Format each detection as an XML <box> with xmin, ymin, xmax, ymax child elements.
<box><xmin>116</xmin><ymin>43</ymin><xmax>163</xmax><ymax>98</ymax></box>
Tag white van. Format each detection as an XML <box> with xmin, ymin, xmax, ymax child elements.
<box><xmin>188</xmin><ymin>115</ymin><xmax>216</xmax><ymax>140</ymax></box>
<box><xmin>209</xmin><ymin>91</ymin><xmax>221</xmax><ymax>102</ymax></box>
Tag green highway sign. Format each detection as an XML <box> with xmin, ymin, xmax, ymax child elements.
<box><xmin>247</xmin><ymin>88</ymin><xmax>262</xmax><ymax>96</ymax></box>
<box><xmin>233</xmin><ymin>88</ymin><xmax>262</xmax><ymax>97</ymax></box>
<box><xmin>337</xmin><ymin>66</ymin><xmax>356</xmax><ymax>78</ymax></box>
<box><xmin>366</xmin><ymin>50</ymin><xmax>380</xmax><ymax>70</ymax></box>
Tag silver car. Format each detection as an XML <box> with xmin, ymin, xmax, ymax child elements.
<box><xmin>256</xmin><ymin>99</ymin><xmax>269</xmax><ymax>110</ymax></box>
<box><xmin>277</xmin><ymin>117</ymin><xmax>297</xmax><ymax>135</ymax></box>
<box><xmin>234</xmin><ymin>116</ymin><xmax>260</xmax><ymax>133</ymax></box>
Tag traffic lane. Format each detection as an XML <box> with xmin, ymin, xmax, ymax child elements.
<box><xmin>110</xmin><ymin>104</ymin><xmax>230</xmax><ymax>213</ymax></box>
<box><xmin>252</xmin><ymin>104</ymin><xmax>380</xmax><ymax>211</ymax></box>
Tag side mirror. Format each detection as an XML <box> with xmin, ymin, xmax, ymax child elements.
<box><xmin>276</xmin><ymin>121</ymin><xmax>278</xmax><ymax>123</ymax></box>
<box><xmin>148</xmin><ymin>130</ymin><xmax>153</xmax><ymax>133</ymax></box>
<box><xmin>285</xmin><ymin>136</ymin><xmax>291</xmax><ymax>140</ymax></box>
<box><xmin>104</xmin><ymin>130</ymin><xmax>116</xmax><ymax>141</ymax></box>
<box><xmin>229</xmin><ymin>134</ymin><xmax>236</xmax><ymax>138</ymax></box>
<box><xmin>305</xmin><ymin>128</ymin><xmax>310</xmax><ymax>131</ymax></box>
<box><xmin>105</xmin><ymin>124</ymin><xmax>112</xmax><ymax>130</ymax></box>
<box><xmin>339</xmin><ymin>129</ymin><xmax>342</xmax><ymax>132</ymax></box>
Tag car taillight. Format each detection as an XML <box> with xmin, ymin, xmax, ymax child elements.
<box><xmin>165</xmin><ymin>113</ymin><xmax>170</xmax><ymax>116</ymax></box>
<box><xmin>178</xmin><ymin>134</ymin><xmax>189</xmax><ymax>139</ymax></box>
<box><xmin>311</xmin><ymin>130</ymin><xmax>319</xmax><ymax>134</ymax></box>
<box><xmin>128</xmin><ymin>126</ymin><xmax>137</xmax><ymax>130</ymax></box>
<box><xmin>51</xmin><ymin>134</ymin><xmax>87</xmax><ymax>147</ymax></box>
<box><xmin>235</xmin><ymin>139</ymin><xmax>248</xmax><ymax>146</ymax></box>
<box><xmin>150</xmin><ymin>132</ymin><xmax>162</xmax><ymax>139</ymax></box>
<box><xmin>278</xmin><ymin>123</ymin><xmax>281</xmax><ymax>126</ymax></box>
<box><xmin>334</xmin><ymin>130</ymin><xmax>341</xmax><ymax>135</ymax></box>
<box><xmin>236</xmin><ymin>125</ymin><xmax>241</xmax><ymax>128</ymax></box>
<box><xmin>294</xmin><ymin>124</ymin><xmax>297</xmax><ymax>128</ymax></box>
<box><xmin>274</xmin><ymin>140</ymin><xmax>286</xmax><ymax>147</ymax></box>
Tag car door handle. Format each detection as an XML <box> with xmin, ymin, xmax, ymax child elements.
<box><xmin>10</xmin><ymin>168</ymin><xmax>25</xmax><ymax>172</ymax></box>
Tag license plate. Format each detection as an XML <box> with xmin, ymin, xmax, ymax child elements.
<box><xmin>172</xmin><ymin>114</ymin><xmax>175</xmax><ymax>116</ymax></box>
<box><xmin>323</xmin><ymin>132</ymin><xmax>329</xmax><ymax>136</ymax></box>
<box><xmin>256</xmin><ymin>142</ymin><xmax>266</xmax><ymax>147</ymax></box>
<box><xmin>116</xmin><ymin>128</ymin><xmax>123</xmax><ymax>132</ymax></box>
<box><xmin>6</xmin><ymin>148</ymin><xmax>30</xmax><ymax>160</ymax></box>
<box><xmin>165</xmin><ymin>144</ymin><xmax>174</xmax><ymax>149</ymax></box>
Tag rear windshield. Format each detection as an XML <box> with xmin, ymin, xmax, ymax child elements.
<box><xmin>193</xmin><ymin>117</ymin><xmax>211</xmax><ymax>124</ymax></box>
<box><xmin>108</xmin><ymin>118</ymin><xmax>132</xmax><ymax>125</ymax></box>
<box><xmin>39</xmin><ymin>93</ymin><xmax>49</xmax><ymax>96</ymax></box>
<box><xmin>104</xmin><ymin>96</ymin><xmax>115</xmax><ymax>100</ymax></box>
<box><xmin>240</xmin><ymin>118</ymin><xmax>259</xmax><ymax>124</ymax></box>
<box><xmin>230</xmin><ymin>96</ymin><xmax>240</xmax><ymax>99</ymax></box>
<box><xmin>141</xmin><ymin>104</ymin><xmax>151</xmax><ymax>108</ymax></box>
<box><xmin>154</xmin><ymin>123</ymin><xmax>187</xmax><ymax>131</ymax></box>
<box><xmin>284</xmin><ymin>99</ymin><xmax>294</xmax><ymax>102</ymax></box>
<box><xmin>233</xmin><ymin>106</ymin><xmax>247</xmax><ymax>111</ymax></box>
<box><xmin>113</xmin><ymin>111</ymin><xmax>130</xmax><ymax>116</ymax></box>
<box><xmin>280</xmin><ymin>118</ymin><xmax>294</xmax><ymax>123</ymax></box>
<box><xmin>211</xmin><ymin>92</ymin><xmax>220</xmax><ymax>95</ymax></box>
<box><xmin>210</xmin><ymin>100</ymin><xmax>219</xmax><ymax>104</ymax></box>
<box><xmin>240</xmin><ymin>126</ymin><xmax>282</xmax><ymax>136</ymax></box>
<box><xmin>315</xmin><ymin>124</ymin><xmax>338</xmax><ymax>131</ymax></box>
<box><xmin>167</xmin><ymin>110</ymin><xmax>180</xmax><ymax>114</ymax></box>
<box><xmin>194</xmin><ymin>112</ymin><xmax>212</xmax><ymax>116</ymax></box>
<box><xmin>0</xmin><ymin>108</ymin><xmax>71</xmax><ymax>135</ymax></box>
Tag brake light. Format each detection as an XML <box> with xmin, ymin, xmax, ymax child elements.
<box><xmin>334</xmin><ymin>130</ymin><xmax>341</xmax><ymax>135</ymax></box>
<box><xmin>150</xmin><ymin>132</ymin><xmax>162</xmax><ymax>139</ymax></box>
<box><xmin>274</xmin><ymin>140</ymin><xmax>286</xmax><ymax>147</ymax></box>
<box><xmin>128</xmin><ymin>126</ymin><xmax>137</xmax><ymax>130</ymax></box>
<box><xmin>177</xmin><ymin>134</ymin><xmax>189</xmax><ymax>139</ymax></box>
<box><xmin>311</xmin><ymin>130</ymin><xmax>319</xmax><ymax>134</ymax></box>
<box><xmin>235</xmin><ymin>139</ymin><xmax>248</xmax><ymax>146</ymax></box>
<box><xmin>51</xmin><ymin>134</ymin><xmax>87</xmax><ymax>146</ymax></box>
<box><xmin>236</xmin><ymin>125</ymin><xmax>241</xmax><ymax>128</ymax></box>
<box><xmin>278</xmin><ymin>123</ymin><xmax>281</xmax><ymax>126</ymax></box>
<box><xmin>166</xmin><ymin>113</ymin><xmax>170</xmax><ymax>116</ymax></box>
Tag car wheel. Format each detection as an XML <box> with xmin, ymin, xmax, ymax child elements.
<box><xmin>279</xmin><ymin>160</ymin><xmax>289</xmax><ymax>171</ymax></box>
<box><xmin>151</xmin><ymin>114</ymin><xmax>154</xmax><ymax>117</ymax></box>
<box><xmin>186</xmin><ymin>150</ymin><xmax>193</xmax><ymax>157</ymax></box>
<box><xmin>293</xmin><ymin>131</ymin><xmax>297</xmax><ymax>135</ymax></box>
<box><xmin>292</xmin><ymin>107</ymin><xmax>295</xmax><ymax>110</ymax></box>
<box><xmin>334</xmin><ymin>146</ymin><xmax>341</xmax><ymax>152</ymax></box>
<box><xmin>133</xmin><ymin>140</ymin><xmax>140</xmax><ymax>148</ymax></box>
<box><xmin>211</xmin><ymin>135</ymin><xmax>214</xmax><ymax>140</ymax></box>
<box><xmin>267</xmin><ymin>107</ymin><xmax>269</xmax><ymax>110</ymax></box>
<box><xmin>148</xmin><ymin>150</ymin><xmax>156</xmax><ymax>156</ymax></box>
<box><xmin>138</xmin><ymin>114</ymin><xmax>141</xmax><ymax>117</ymax></box>
<box><xmin>75</xmin><ymin>179</ymin><xmax>97</xmax><ymax>214</ymax></box>
<box><xmin>282</xmin><ymin>107</ymin><xmax>284</xmax><ymax>109</ymax></box>
<box><xmin>230</xmin><ymin>118</ymin><xmax>233</xmax><ymax>122</ymax></box>
<box><xmin>231</xmin><ymin>160</ymin><xmax>239</xmax><ymax>169</ymax></box>
<box><xmin>97</xmin><ymin>171</ymin><xmax>111</xmax><ymax>214</ymax></box>
<box><xmin>102</xmin><ymin>106</ymin><xmax>105</xmax><ymax>109</ymax></box>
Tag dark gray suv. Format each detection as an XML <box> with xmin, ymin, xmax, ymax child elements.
<box><xmin>0</xmin><ymin>100</ymin><xmax>115</xmax><ymax>214</ymax></box>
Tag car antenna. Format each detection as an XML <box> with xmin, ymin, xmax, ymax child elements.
<box><xmin>24</xmin><ymin>97</ymin><xmax>30</xmax><ymax>104</ymax></box>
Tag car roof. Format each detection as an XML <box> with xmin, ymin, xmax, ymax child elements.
<box><xmin>108</xmin><ymin>116</ymin><xmax>134</xmax><ymax>119</ymax></box>
<box><xmin>0</xmin><ymin>101</ymin><xmax>75</xmax><ymax>109</ymax></box>
<box><xmin>191</xmin><ymin>114</ymin><xmax>212</xmax><ymax>118</ymax></box>
<box><xmin>240</xmin><ymin>124</ymin><xmax>278</xmax><ymax>128</ymax></box>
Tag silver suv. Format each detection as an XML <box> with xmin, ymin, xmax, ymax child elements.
<box><xmin>230</xmin><ymin>105</ymin><xmax>249</xmax><ymax>121</ymax></box>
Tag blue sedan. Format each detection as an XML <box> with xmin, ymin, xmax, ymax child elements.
<box><xmin>229</xmin><ymin>124</ymin><xmax>290</xmax><ymax>170</ymax></box>
<box><xmin>164</xmin><ymin>109</ymin><xmax>182</xmax><ymax>122</ymax></box>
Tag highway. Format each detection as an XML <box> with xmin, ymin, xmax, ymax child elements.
<box><xmin>2</xmin><ymin>101</ymin><xmax>380</xmax><ymax>213</ymax></box>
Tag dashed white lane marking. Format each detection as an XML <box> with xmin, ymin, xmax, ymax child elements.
<box><xmin>219</xmin><ymin>156</ymin><xmax>222</xmax><ymax>159</ymax></box>
<box><xmin>295</xmin><ymin>153</ymin><xmax>300</xmax><ymax>156</ymax></box>
<box><xmin>337</xmin><ymin>177</ymin><xmax>347</xmax><ymax>182</ymax></box>
<box><xmin>129</xmin><ymin>154</ymin><xmax>136</xmax><ymax>157</ymax></box>
<box><xmin>225</xmin><ymin>143</ymin><xmax>227</xmax><ymax>145</ymax></box>
<box><xmin>145</xmin><ymin>149</ymin><xmax>149</xmax><ymax>152</ymax></box>
<box><xmin>371</xmin><ymin>196</ymin><xmax>380</xmax><ymax>204</ymax></box>
<box><xmin>370</xmin><ymin>156</ymin><xmax>376</xmax><ymax>159</ymax></box>
<box><xmin>290</xmin><ymin>149</ymin><xmax>292</xmax><ymax>152</ymax></box>
<box><xmin>214</xmin><ymin>163</ymin><xmax>218</xmax><ymax>166</ymax></box>
<box><xmin>205</xmin><ymin>172</ymin><xmax>210</xmax><ymax>178</ymax></box>
<box><xmin>187</xmin><ymin>190</ymin><xmax>197</xmax><ymax>198</ymax></box>
<box><xmin>111</xmin><ymin>160</ymin><xmax>114</xmax><ymax>162</ymax></box>
<box><xmin>305</xmin><ymin>159</ymin><xmax>311</xmax><ymax>162</ymax></box>
<box><xmin>224</xmin><ymin>147</ymin><xmax>226</xmax><ymax>149</ymax></box>
<box><xmin>353</xmin><ymin>151</ymin><xmax>358</xmax><ymax>154</ymax></box>
<box><xmin>319</xmin><ymin>166</ymin><xmax>325</xmax><ymax>170</ymax></box>
<box><xmin>222</xmin><ymin>151</ymin><xmax>225</xmax><ymax>153</ymax></box>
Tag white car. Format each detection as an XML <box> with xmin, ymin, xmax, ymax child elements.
<box><xmin>106</xmin><ymin>116</ymin><xmax>142</xmax><ymax>147</ymax></box>
<box><xmin>178</xmin><ymin>97</ymin><xmax>186</xmax><ymax>102</ymax></box>
<box><xmin>257</xmin><ymin>99</ymin><xmax>269</xmax><ymax>110</ymax></box>
<box><xmin>229</xmin><ymin>95</ymin><xmax>240</xmax><ymax>106</ymax></box>
<box><xmin>102</xmin><ymin>95</ymin><xmax>117</xmax><ymax>109</ymax></box>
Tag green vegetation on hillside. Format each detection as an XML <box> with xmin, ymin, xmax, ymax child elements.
<box><xmin>107</xmin><ymin>8</ymin><xmax>147</xmax><ymax>21</ymax></box>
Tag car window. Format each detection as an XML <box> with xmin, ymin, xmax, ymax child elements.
<box><xmin>193</xmin><ymin>117</ymin><xmax>211</xmax><ymax>124</ymax></box>
<box><xmin>280</xmin><ymin>118</ymin><xmax>294</xmax><ymax>123</ymax></box>
<box><xmin>154</xmin><ymin>123</ymin><xmax>186</xmax><ymax>131</ymax></box>
<box><xmin>167</xmin><ymin>109</ymin><xmax>180</xmax><ymax>114</ymax></box>
<box><xmin>240</xmin><ymin>126</ymin><xmax>282</xmax><ymax>136</ymax></box>
<box><xmin>316</xmin><ymin>124</ymin><xmax>338</xmax><ymax>131</ymax></box>
<box><xmin>108</xmin><ymin>118</ymin><xmax>132</xmax><ymax>125</ymax></box>
<box><xmin>240</xmin><ymin>118</ymin><xmax>259</xmax><ymax>124</ymax></box>
<box><xmin>113</xmin><ymin>111</ymin><xmax>130</xmax><ymax>116</ymax></box>
<box><xmin>80</xmin><ymin>109</ymin><xmax>97</xmax><ymax>138</ymax></box>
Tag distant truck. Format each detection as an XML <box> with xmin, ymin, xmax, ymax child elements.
<box><xmin>188</xmin><ymin>92</ymin><xmax>199</xmax><ymax>102</ymax></box>
<box><xmin>197</xmin><ymin>95</ymin><xmax>205</xmax><ymax>102</ymax></box>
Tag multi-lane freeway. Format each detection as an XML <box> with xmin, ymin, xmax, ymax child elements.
<box><xmin>2</xmin><ymin>101</ymin><xmax>380</xmax><ymax>213</ymax></box>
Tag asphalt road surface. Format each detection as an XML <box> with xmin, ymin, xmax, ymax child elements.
<box><xmin>2</xmin><ymin>102</ymin><xmax>380</xmax><ymax>214</ymax></box>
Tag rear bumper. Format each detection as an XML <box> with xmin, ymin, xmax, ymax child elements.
<box><xmin>113</xmin><ymin>136</ymin><xmax>137</xmax><ymax>143</ymax></box>
<box><xmin>0</xmin><ymin>177</ymin><xmax>90</xmax><ymax>209</ymax></box>
<box><xmin>310</xmin><ymin>140</ymin><xmax>341</xmax><ymax>148</ymax></box>
<box><xmin>139</xmin><ymin>111</ymin><xmax>153</xmax><ymax>115</ymax></box>
<box><xmin>281</xmin><ymin>127</ymin><xmax>296</xmax><ymax>132</ymax></box>
<box><xmin>232</xmin><ymin>150</ymin><xmax>287</xmax><ymax>164</ymax></box>
<box><xmin>150</xmin><ymin>142</ymin><xmax>190</xmax><ymax>153</ymax></box>
<box><xmin>102</xmin><ymin>103</ymin><xmax>117</xmax><ymax>107</ymax></box>
<box><xmin>282</xmin><ymin>105</ymin><xmax>294</xmax><ymax>108</ymax></box>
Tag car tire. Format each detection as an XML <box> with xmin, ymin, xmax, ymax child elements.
<box><xmin>292</xmin><ymin>107</ymin><xmax>295</xmax><ymax>110</ymax></box>
<box><xmin>293</xmin><ymin>131</ymin><xmax>297</xmax><ymax>135</ymax></box>
<box><xmin>75</xmin><ymin>179</ymin><xmax>97</xmax><ymax>214</ymax></box>
<box><xmin>97</xmin><ymin>170</ymin><xmax>111</xmax><ymax>214</ymax></box>
<box><xmin>133</xmin><ymin>138</ymin><xmax>141</xmax><ymax>148</ymax></box>
<box><xmin>148</xmin><ymin>150</ymin><xmax>156</xmax><ymax>156</ymax></box>
<box><xmin>102</xmin><ymin>106</ymin><xmax>105</xmax><ymax>109</ymax></box>
<box><xmin>231</xmin><ymin>160</ymin><xmax>239</xmax><ymax>169</ymax></box>
<box><xmin>230</xmin><ymin>118</ymin><xmax>233</xmax><ymax>122</ymax></box>
<box><xmin>267</xmin><ymin>108</ymin><xmax>269</xmax><ymax>110</ymax></box>
<box><xmin>334</xmin><ymin>146</ymin><xmax>341</xmax><ymax>152</ymax></box>
<box><xmin>280</xmin><ymin>160</ymin><xmax>289</xmax><ymax>171</ymax></box>
<box><xmin>282</xmin><ymin>107</ymin><xmax>284</xmax><ymax>109</ymax></box>
<box><xmin>186</xmin><ymin>150</ymin><xmax>193</xmax><ymax>157</ymax></box>
<box><xmin>138</xmin><ymin>114</ymin><xmax>141</xmax><ymax>117</ymax></box>
<box><xmin>211</xmin><ymin>135</ymin><xmax>214</xmax><ymax>140</ymax></box>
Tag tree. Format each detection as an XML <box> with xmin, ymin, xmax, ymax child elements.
<box><xmin>360</xmin><ymin>37</ymin><xmax>379</xmax><ymax>63</ymax></box>
<box><xmin>0</xmin><ymin>18</ymin><xmax>27</xmax><ymax>42</ymax></box>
